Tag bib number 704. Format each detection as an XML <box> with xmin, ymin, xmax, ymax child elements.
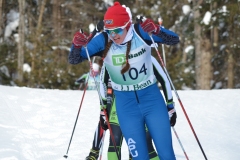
<box><xmin>122</xmin><ymin>63</ymin><xmax>147</xmax><ymax>81</ymax></box>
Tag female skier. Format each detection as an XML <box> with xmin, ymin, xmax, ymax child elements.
<box><xmin>86</xmin><ymin>55</ymin><xmax>177</xmax><ymax>160</ymax></box>
<box><xmin>69</xmin><ymin>2</ymin><xmax>179</xmax><ymax>159</ymax></box>
<box><xmin>94</xmin><ymin>55</ymin><xmax>176</xmax><ymax>160</ymax></box>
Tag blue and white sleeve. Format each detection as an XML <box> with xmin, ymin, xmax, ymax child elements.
<box><xmin>136</xmin><ymin>23</ymin><xmax>180</xmax><ymax>46</ymax></box>
<box><xmin>151</xmin><ymin>56</ymin><xmax>173</xmax><ymax>104</ymax></box>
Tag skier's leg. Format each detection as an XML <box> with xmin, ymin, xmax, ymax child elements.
<box><xmin>127</xmin><ymin>127</ymin><xmax>160</xmax><ymax>160</ymax></box>
<box><xmin>144</xmin><ymin>84</ymin><xmax>176</xmax><ymax>160</ymax></box>
<box><xmin>86</xmin><ymin>121</ymin><xmax>104</xmax><ymax>160</ymax></box>
<box><xmin>145</xmin><ymin>129</ymin><xmax>160</xmax><ymax>160</ymax></box>
<box><xmin>107</xmin><ymin>98</ymin><xmax>124</xmax><ymax>160</ymax></box>
<box><xmin>114</xmin><ymin>90</ymin><xmax>149</xmax><ymax>160</ymax></box>
<box><xmin>107</xmin><ymin>124</ymin><xmax>123</xmax><ymax>159</ymax></box>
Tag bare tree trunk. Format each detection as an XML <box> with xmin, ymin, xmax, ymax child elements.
<box><xmin>0</xmin><ymin>0</ymin><xmax>3</xmax><ymax>37</ymax></box>
<box><xmin>17</xmin><ymin>0</ymin><xmax>25</xmax><ymax>82</ymax></box>
<box><xmin>53</xmin><ymin>0</ymin><xmax>60</xmax><ymax>39</ymax></box>
<box><xmin>182</xmin><ymin>40</ymin><xmax>188</xmax><ymax>63</ymax></box>
<box><xmin>29</xmin><ymin>0</ymin><xmax>47</xmax><ymax>87</ymax></box>
<box><xmin>38</xmin><ymin>0</ymin><xmax>47</xmax><ymax>84</ymax></box>
<box><xmin>226</xmin><ymin>5</ymin><xmax>237</xmax><ymax>89</ymax></box>
<box><xmin>193</xmin><ymin>0</ymin><xmax>212</xmax><ymax>90</ymax></box>
<box><xmin>212</xmin><ymin>2</ymin><xmax>218</xmax><ymax>47</ymax></box>
<box><xmin>27</xmin><ymin>1</ymin><xmax>34</xmax><ymax>38</ymax></box>
<box><xmin>227</xmin><ymin>50</ymin><xmax>234</xmax><ymax>88</ymax></box>
<box><xmin>193</xmin><ymin>0</ymin><xmax>203</xmax><ymax>89</ymax></box>
<box><xmin>31</xmin><ymin>0</ymin><xmax>47</xmax><ymax>72</ymax></box>
<box><xmin>213</xmin><ymin>27</ymin><xmax>218</xmax><ymax>47</ymax></box>
<box><xmin>200</xmin><ymin>38</ymin><xmax>211</xmax><ymax>89</ymax></box>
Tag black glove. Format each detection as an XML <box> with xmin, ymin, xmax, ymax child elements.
<box><xmin>167</xmin><ymin>102</ymin><xmax>177</xmax><ymax>126</ymax></box>
<box><xmin>96</xmin><ymin>20</ymin><xmax>104</xmax><ymax>32</ymax></box>
<box><xmin>100</xmin><ymin>109</ymin><xmax>108</xmax><ymax>130</ymax></box>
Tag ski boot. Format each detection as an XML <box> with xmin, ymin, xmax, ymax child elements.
<box><xmin>85</xmin><ymin>149</ymin><xmax>99</xmax><ymax>160</ymax></box>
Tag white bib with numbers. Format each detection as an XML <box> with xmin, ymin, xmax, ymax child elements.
<box><xmin>103</xmin><ymin>28</ymin><xmax>156</xmax><ymax>91</ymax></box>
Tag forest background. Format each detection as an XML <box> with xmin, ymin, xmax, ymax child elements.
<box><xmin>0</xmin><ymin>0</ymin><xmax>239</xmax><ymax>90</ymax></box>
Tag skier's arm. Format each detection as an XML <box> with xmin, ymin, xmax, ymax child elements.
<box><xmin>152</xmin><ymin>56</ymin><xmax>177</xmax><ymax>126</ymax></box>
<box><xmin>68</xmin><ymin>32</ymin><xmax>108</xmax><ymax>65</ymax></box>
<box><xmin>151</xmin><ymin>56</ymin><xmax>173</xmax><ymax>104</ymax></box>
<box><xmin>68</xmin><ymin>20</ymin><xmax>107</xmax><ymax>65</ymax></box>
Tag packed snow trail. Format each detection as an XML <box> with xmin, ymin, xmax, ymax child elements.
<box><xmin>0</xmin><ymin>85</ymin><xmax>240</xmax><ymax>160</ymax></box>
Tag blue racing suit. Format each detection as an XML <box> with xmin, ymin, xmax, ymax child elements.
<box><xmin>69</xmin><ymin>23</ymin><xmax>179</xmax><ymax>160</ymax></box>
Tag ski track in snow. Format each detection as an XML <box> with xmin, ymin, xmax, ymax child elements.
<box><xmin>0</xmin><ymin>85</ymin><xmax>240</xmax><ymax>160</ymax></box>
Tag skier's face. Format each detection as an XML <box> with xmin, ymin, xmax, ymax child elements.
<box><xmin>106</xmin><ymin>28</ymin><xmax>127</xmax><ymax>44</ymax></box>
<box><xmin>105</xmin><ymin>21</ymin><xmax>129</xmax><ymax>44</ymax></box>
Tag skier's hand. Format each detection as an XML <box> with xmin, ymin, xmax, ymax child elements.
<box><xmin>96</xmin><ymin>20</ymin><xmax>104</xmax><ymax>32</ymax></box>
<box><xmin>100</xmin><ymin>110</ymin><xmax>108</xmax><ymax>130</ymax></box>
<box><xmin>167</xmin><ymin>102</ymin><xmax>177</xmax><ymax>126</ymax></box>
<box><xmin>72</xmin><ymin>29</ymin><xmax>89</xmax><ymax>48</ymax></box>
<box><xmin>136</xmin><ymin>15</ymin><xmax>160</xmax><ymax>34</ymax></box>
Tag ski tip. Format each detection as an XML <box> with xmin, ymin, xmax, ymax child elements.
<box><xmin>63</xmin><ymin>154</ymin><xmax>68</xmax><ymax>158</ymax></box>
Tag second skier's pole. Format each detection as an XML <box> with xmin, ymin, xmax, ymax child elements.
<box><xmin>63</xmin><ymin>29</ymin><xmax>98</xmax><ymax>159</ymax></box>
<box><xmin>63</xmin><ymin>78</ymin><xmax>89</xmax><ymax>158</ymax></box>
<box><xmin>85</xmin><ymin>46</ymin><xmax>120</xmax><ymax>160</ymax></box>
<box><xmin>99</xmin><ymin>131</ymin><xmax>106</xmax><ymax>160</ymax></box>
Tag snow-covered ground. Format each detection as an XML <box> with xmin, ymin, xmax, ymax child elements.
<box><xmin>0</xmin><ymin>85</ymin><xmax>240</xmax><ymax>160</ymax></box>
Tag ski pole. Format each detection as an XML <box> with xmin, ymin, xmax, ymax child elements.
<box><xmin>172</xmin><ymin>127</ymin><xmax>189</xmax><ymax>160</ymax></box>
<box><xmin>149</xmin><ymin>34</ymin><xmax>208</xmax><ymax>160</ymax></box>
<box><xmin>63</xmin><ymin>29</ymin><xmax>98</xmax><ymax>159</ymax></box>
<box><xmin>158</xmin><ymin>17</ymin><xmax>166</xmax><ymax>65</ymax></box>
<box><xmin>63</xmin><ymin>76</ymin><xmax>89</xmax><ymax>158</ymax></box>
<box><xmin>158</xmin><ymin>18</ymin><xmax>187</xmax><ymax>158</ymax></box>
<box><xmin>161</xmin><ymin>44</ymin><xmax>166</xmax><ymax>65</ymax></box>
<box><xmin>157</xmin><ymin>18</ymin><xmax>188</xmax><ymax>159</ymax></box>
<box><xmin>99</xmin><ymin>131</ymin><xmax>106</xmax><ymax>160</ymax></box>
<box><xmin>85</xmin><ymin>46</ymin><xmax>121</xmax><ymax>160</ymax></box>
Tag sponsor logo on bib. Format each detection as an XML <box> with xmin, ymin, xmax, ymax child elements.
<box><xmin>128</xmin><ymin>48</ymin><xmax>146</xmax><ymax>60</ymax></box>
<box><xmin>111</xmin><ymin>48</ymin><xmax>146</xmax><ymax>66</ymax></box>
<box><xmin>112</xmin><ymin>54</ymin><xmax>126</xmax><ymax>66</ymax></box>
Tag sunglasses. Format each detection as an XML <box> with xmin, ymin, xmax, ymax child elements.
<box><xmin>105</xmin><ymin>28</ymin><xmax>124</xmax><ymax>37</ymax></box>
<box><xmin>104</xmin><ymin>21</ymin><xmax>130</xmax><ymax>37</ymax></box>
